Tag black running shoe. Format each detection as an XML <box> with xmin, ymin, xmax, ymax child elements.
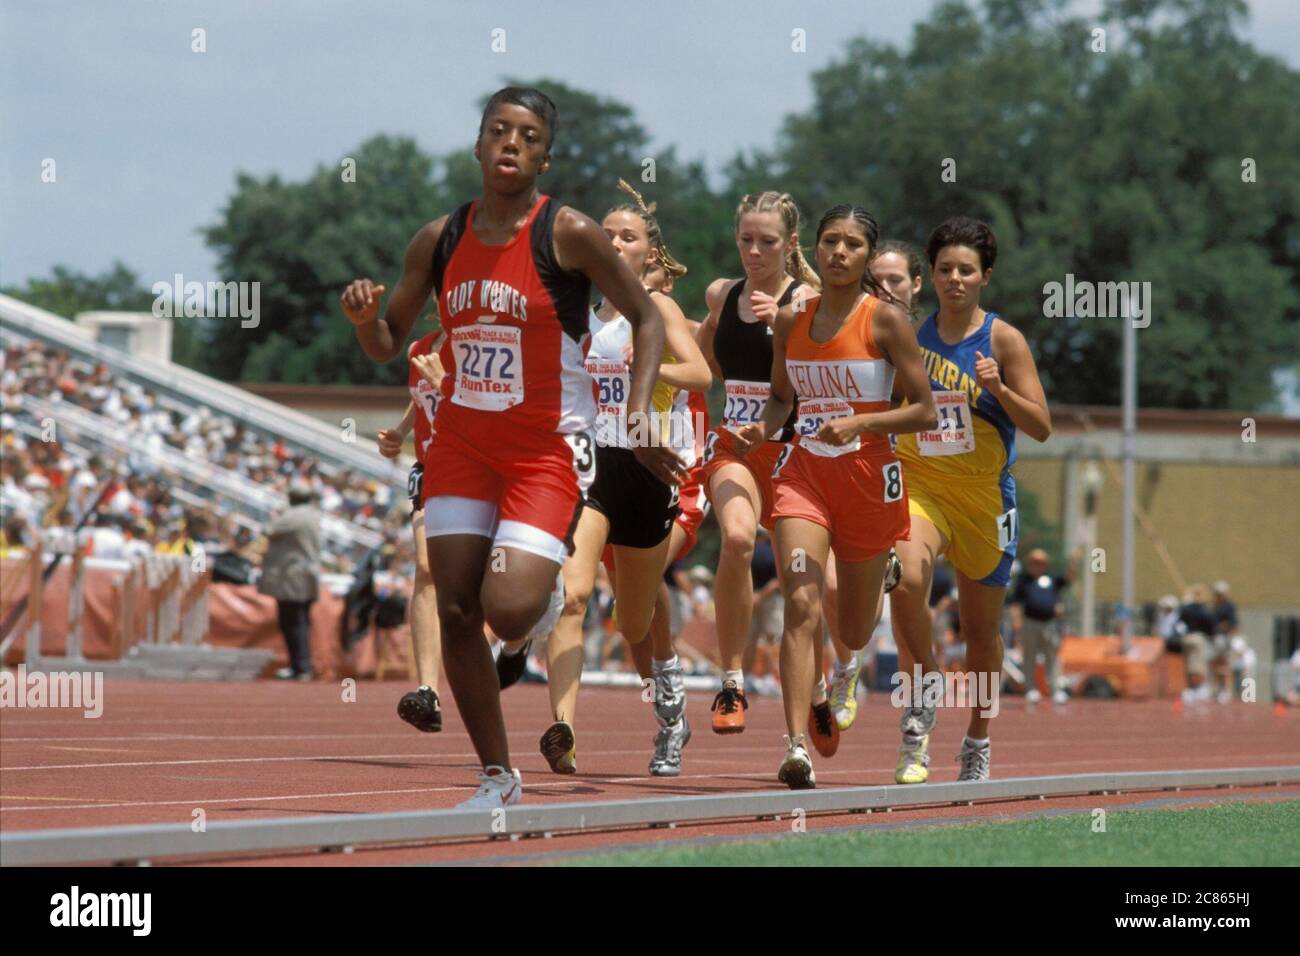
<box><xmin>397</xmin><ymin>686</ymin><xmax>442</xmax><ymax>733</ymax></box>
<box><xmin>496</xmin><ymin>639</ymin><xmax>532</xmax><ymax>690</ymax></box>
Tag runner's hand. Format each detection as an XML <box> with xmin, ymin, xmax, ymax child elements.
<box><xmin>750</xmin><ymin>290</ymin><xmax>778</xmax><ymax>327</ymax></box>
<box><xmin>376</xmin><ymin>429</ymin><xmax>404</xmax><ymax>459</ymax></box>
<box><xmin>731</xmin><ymin>423</ymin><xmax>766</xmax><ymax>455</ymax></box>
<box><xmin>412</xmin><ymin>352</ymin><xmax>445</xmax><ymax>390</ymax></box>
<box><xmin>632</xmin><ymin>445</ymin><xmax>688</xmax><ymax>487</ymax></box>
<box><xmin>816</xmin><ymin>417</ymin><xmax>860</xmax><ymax>446</ymax></box>
<box><xmin>973</xmin><ymin>351</ymin><xmax>1005</xmax><ymax>398</ymax></box>
<box><xmin>341</xmin><ymin>279</ymin><xmax>386</xmax><ymax>327</ymax></box>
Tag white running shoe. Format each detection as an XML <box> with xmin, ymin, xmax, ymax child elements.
<box><xmin>1026</xmin><ymin>688</ymin><xmax>1042</xmax><ymax>704</ymax></box>
<box><xmin>778</xmin><ymin>734</ymin><xmax>816</xmax><ymax>790</ymax></box>
<box><xmin>456</xmin><ymin>766</ymin><xmax>522</xmax><ymax>810</ymax></box>
<box><xmin>1052</xmin><ymin>689</ymin><xmax>1069</xmax><ymax>705</ymax></box>
<box><xmin>956</xmin><ymin>739</ymin><xmax>991</xmax><ymax>782</ymax></box>
<box><xmin>527</xmin><ymin>572</ymin><xmax>565</xmax><ymax>640</ymax></box>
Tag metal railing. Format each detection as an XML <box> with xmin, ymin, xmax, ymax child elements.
<box><xmin>13</xmin><ymin>394</ymin><xmax>383</xmax><ymax>556</ymax></box>
<box><xmin>1</xmin><ymin>294</ymin><xmax>409</xmax><ymax>484</ymax></box>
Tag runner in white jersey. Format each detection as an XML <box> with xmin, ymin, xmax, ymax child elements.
<box><xmin>538</xmin><ymin>180</ymin><xmax>711</xmax><ymax>777</ymax></box>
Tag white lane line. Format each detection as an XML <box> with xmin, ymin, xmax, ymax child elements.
<box><xmin>4</xmin><ymin>761</ymin><xmax>1295</xmax><ymax>814</ymax></box>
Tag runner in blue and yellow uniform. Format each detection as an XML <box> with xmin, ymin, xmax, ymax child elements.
<box><xmin>889</xmin><ymin>216</ymin><xmax>1052</xmax><ymax>784</ymax></box>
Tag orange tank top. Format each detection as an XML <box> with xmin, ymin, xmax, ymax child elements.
<box><xmin>785</xmin><ymin>293</ymin><xmax>895</xmax><ymax>458</ymax></box>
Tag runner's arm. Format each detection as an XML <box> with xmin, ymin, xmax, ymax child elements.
<box><xmin>857</xmin><ymin>302</ymin><xmax>938</xmax><ymax>435</ymax></box>
<box><xmin>651</xmin><ymin>291</ymin><xmax>712</xmax><ymax>392</ymax></box>
<box><xmin>696</xmin><ymin>279</ymin><xmax>733</xmax><ymax>381</ymax></box>
<box><xmin>344</xmin><ymin>217</ymin><xmax>447</xmax><ymax>363</ymax></box>
<box><xmin>980</xmin><ymin>319</ymin><xmax>1052</xmax><ymax>442</ymax></box>
<box><xmin>749</xmin><ymin>306</ymin><xmax>797</xmax><ymax>442</ymax></box>
<box><xmin>553</xmin><ymin>207</ymin><xmax>664</xmax><ymax>421</ymax></box>
<box><xmin>377</xmin><ymin>402</ymin><xmax>416</xmax><ymax>460</ymax></box>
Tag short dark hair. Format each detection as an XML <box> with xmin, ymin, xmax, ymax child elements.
<box><xmin>479</xmin><ymin>86</ymin><xmax>558</xmax><ymax>150</ymax></box>
<box><xmin>926</xmin><ymin>216</ymin><xmax>998</xmax><ymax>271</ymax></box>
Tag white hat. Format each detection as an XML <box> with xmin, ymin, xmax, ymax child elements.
<box><xmin>1212</xmin><ymin>580</ymin><xmax>1230</xmax><ymax>595</ymax></box>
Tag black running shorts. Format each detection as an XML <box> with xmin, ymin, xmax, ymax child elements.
<box><xmin>586</xmin><ymin>445</ymin><xmax>679</xmax><ymax>549</ymax></box>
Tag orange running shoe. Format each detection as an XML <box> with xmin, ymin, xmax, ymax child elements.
<box><xmin>710</xmin><ymin>680</ymin><xmax>749</xmax><ymax>734</ymax></box>
<box><xmin>808</xmin><ymin>700</ymin><xmax>840</xmax><ymax>757</ymax></box>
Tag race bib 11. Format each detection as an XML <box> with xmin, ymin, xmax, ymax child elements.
<box><xmin>917</xmin><ymin>390</ymin><xmax>975</xmax><ymax>456</ymax></box>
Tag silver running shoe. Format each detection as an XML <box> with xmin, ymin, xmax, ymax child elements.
<box><xmin>653</xmin><ymin>659</ymin><xmax>686</xmax><ymax>725</ymax></box>
<box><xmin>883</xmin><ymin>548</ymin><xmax>903</xmax><ymax>593</ymax></box>
<box><xmin>956</xmin><ymin>738</ymin><xmax>991</xmax><ymax>782</ymax></box>
<box><xmin>649</xmin><ymin>716</ymin><xmax>691</xmax><ymax>776</ymax></box>
<box><xmin>900</xmin><ymin>671</ymin><xmax>940</xmax><ymax>737</ymax></box>
<box><xmin>900</xmin><ymin>703</ymin><xmax>937</xmax><ymax>738</ymax></box>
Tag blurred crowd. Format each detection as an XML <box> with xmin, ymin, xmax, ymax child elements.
<box><xmin>0</xmin><ymin>341</ymin><xmax>411</xmax><ymax>573</ymax></box>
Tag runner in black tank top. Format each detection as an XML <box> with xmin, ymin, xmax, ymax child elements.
<box><xmin>697</xmin><ymin>191</ymin><xmax>821</xmax><ymax>735</ymax></box>
<box><xmin>712</xmin><ymin>279</ymin><xmax>801</xmax><ymax>441</ymax></box>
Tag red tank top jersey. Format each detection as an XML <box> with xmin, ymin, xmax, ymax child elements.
<box><xmin>408</xmin><ymin>331</ymin><xmax>441</xmax><ymax>463</ymax></box>
<box><xmin>786</xmin><ymin>294</ymin><xmax>895</xmax><ymax>458</ymax></box>
<box><xmin>430</xmin><ymin>195</ymin><xmax>596</xmax><ymax>455</ymax></box>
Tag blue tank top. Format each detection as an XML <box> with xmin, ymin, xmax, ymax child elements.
<box><xmin>894</xmin><ymin>311</ymin><xmax>1016</xmax><ymax>482</ymax></box>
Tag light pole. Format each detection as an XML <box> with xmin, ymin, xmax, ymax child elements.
<box><xmin>1081</xmin><ymin>457</ymin><xmax>1103</xmax><ymax>638</ymax></box>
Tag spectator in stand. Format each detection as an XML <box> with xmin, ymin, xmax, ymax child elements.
<box><xmin>258</xmin><ymin>481</ymin><xmax>321</xmax><ymax>681</ymax></box>
<box><xmin>1210</xmin><ymin>580</ymin><xmax>1240</xmax><ymax>704</ymax></box>
<box><xmin>0</xmin><ymin>514</ymin><xmax>29</xmax><ymax>557</ymax></box>
<box><xmin>1008</xmin><ymin>548</ymin><xmax>1078</xmax><ymax>704</ymax></box>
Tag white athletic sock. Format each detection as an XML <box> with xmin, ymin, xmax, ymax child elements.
<box><xmin>724</xmin><ymin>669</ymin><xmax>743</xmax><ymax>689</ymax></box>
<box><xmin>964</xmin><ymin>735</ymin><xmax>990</xmax><ymax>749</ymax></box>
<box><xmin>812</xmin><ymin>676</ymin><xmax>829</xmax><ymax>705</ymax></box>
<box><xmin>653</xmin><ymin>655</ymin><xmax>679</xmax><ymax>671</ymax></box>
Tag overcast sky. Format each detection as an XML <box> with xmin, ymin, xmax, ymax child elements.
<box><xmin>3</xmin><ymin>0</ymin><xmax>1297</xmax><ymax>291</ymax></box>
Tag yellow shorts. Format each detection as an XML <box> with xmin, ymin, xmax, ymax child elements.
<box><xmin>906</xmin><ymin>472</ymin><xmax>1017</xmax><ymax>587</ymax></box>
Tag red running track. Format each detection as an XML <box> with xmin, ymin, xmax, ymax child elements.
<box><xmin>1</xmin><ymin>678</ymin><xmax>1296</xmax><ymax>864</ymax></box>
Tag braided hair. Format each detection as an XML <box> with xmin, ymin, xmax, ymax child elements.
<box><xmin>604</xmin><ymin>179</ymin><xmax>688</xmax><ymax>284</ymax></box>
<box><xmin>734</xmin><ymin>192</ymin><xmax>821</xmax><ymax>292</ymax></box>
<box><xmin>814</xmin><ymin>205</ymin><xmax>905</xmax><ymax>312</ymax></box>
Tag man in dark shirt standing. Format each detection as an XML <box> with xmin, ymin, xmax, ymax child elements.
<box><xmin>1009</xmin><ymin>549</ymin><xmax>1075</xmax><ymax>704</ymax></box>
<box><xmin>1176</xmin><ymin>584</ymin><xmax>1216</xmax><ymax>703</ymax></box>
<box><xmin>1210</xmin><ymin>581</ymin><xmax>1239</xmax><ymax>703</ymax></box>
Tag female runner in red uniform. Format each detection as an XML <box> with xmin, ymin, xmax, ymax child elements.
<box><xmin>343</xmin><ymin>87</ymin><xmax>677</xmax><ymax>808</ymax></box>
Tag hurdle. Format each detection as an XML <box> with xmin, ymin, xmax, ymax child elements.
<box><xmin>2</xmin><ymin>766</ymin><xmax>1295</xmax><ymax>866</ymax></box>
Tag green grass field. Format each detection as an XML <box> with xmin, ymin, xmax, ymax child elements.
<box><xmin>560</xmin><ymin>799</ymin><xmax>1300</xmax><ymax>867</ymax></box>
